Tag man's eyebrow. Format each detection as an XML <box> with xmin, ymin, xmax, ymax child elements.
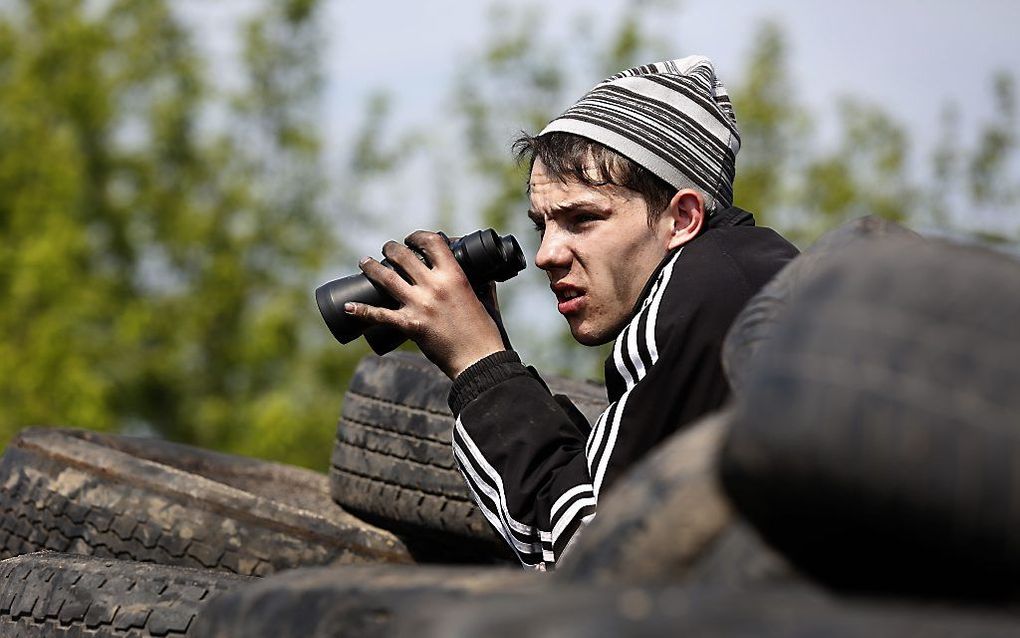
<box><xmin>530</xmin><ymin>199</ymin><xmax>610</xmax><ymax>218</ymax></box>
<box><xmin>558</xmin><ymin>197</ymin><xmax>612</xmax><ymax>211</ymax></box>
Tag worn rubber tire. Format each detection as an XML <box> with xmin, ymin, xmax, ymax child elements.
<box><xmin>555</xmin><ymin>410</ymin><xmax>734</xmax><ymax>583</ymax></box>
<box><xmin>330</xmin><ymin>352</ymin><xmax>607</xmax><ymax>560</ymax></box>
<box><xmin>680</xmin><ymin>520</ymin><xmax>795</xmax><ymax>590</ymax></box>
<box><xmin>555</xmin><ymin>408</ymin><xmax>793</xmax><ymax>587</ymax></box>
<box><xmin>721</xmin><ymin>238</ymin><xmax>1020</xmax><ymax>597</ymax></box>
<box><xmin>191</xmin><ymin>563</ymin><xmax>538</xmax><ymax>638</ymax></box>
<box><xmin>722</xmin><ymin>216</ymin><xmax>921</xmax><ymax>393</ymax></box>
<box><xmin>0</xmin><ymin>428</ymin><xmax>411</xmax><ymax>576</ymax></box>
<box><xmin>394</xmin><ymin>582</ymin><xmax>1020</xmax><ymax>638</ymax></box>
<box><xmin>0</xmin><ymin>552</ymin><xmax>253</xmax><ymax>637</ymax></box>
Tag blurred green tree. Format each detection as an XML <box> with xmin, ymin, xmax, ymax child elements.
<box><xmin>0</xmin><ymin>0</ymin><xmax>359</xmax><ymax>469</ymax></box>
<box><xmin>731</xmin><ymin>21</ymin><xmax>1018</xmax><ymax>246</ymax></box>
<box><xmin>3</xmin><ymin>0</ymin><xmax>1017</xmax><ymax>471</ymax></box>
<box><xmin>728</xmin><ymin>22</ymin><xmax>917</xmax><ymax>241</ymax></box>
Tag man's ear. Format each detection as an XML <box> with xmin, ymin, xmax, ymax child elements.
<box><xmin>664</xmin><ymin>188</ymin><xmax>706</xmax><ymax>250</ymax></box>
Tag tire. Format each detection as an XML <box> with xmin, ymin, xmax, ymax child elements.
<box><xmin>191</xmin><ymin>563</ymin><xmax>537</xmax><ymax>638</ymax></box>
<box><xmin>0</xmin><ymin>428</ymin><xmax>411</xmax><ymax>576</ymax></box>
<box><xmin>329</xmin><ymin>352</ymin><xmax>607</xmax><ymax>560</ymax></box>
<box><xmin>720</xmin><ymin>238</ymin><xmax>1020</xmax><ymax>597</ymax></box>
<box><xmin>555</xmin><ymin>409</ymin><xmax>794</xmax><ymax>587</ymax></box>
<box><xmin>721</xmin><ymin>215</ymin><xmax>921</xmax><ymax>393</ymax></box>
<box><xmin>393</xmin><ymin>582</ymin><xmax>1020</xmax><ymax>638</ymax></box>
<box><xmin>681</xmin><ymin>521</ymin><xmax>795</xmax><ymax>591</ymax></box>
<box><xmin>555</xmin><ymin>410</ymin><xmax>735</xmax><ymax>583</ymax></box>
<box><xmin>0</xmin><ymin>551</ymin><xmax>252</xmax><ymax>637</ymax></box>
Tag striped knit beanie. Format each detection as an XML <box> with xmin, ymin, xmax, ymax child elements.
<box><xmin>539</xmin><ymin>55</ymin><xmax>741</xmax><ymax>212</ymax></box>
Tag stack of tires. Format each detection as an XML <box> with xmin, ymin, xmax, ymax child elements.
<box><xmin>0</xmin><ymin>427</ymin><xmax>415</xmax><ymax>635</ymax></box>
<box><xmin>0</xmin><ymin>341</ymin><xmax>611</xmax><ymax>635</ymax></box>
<box><xmin>327</xmin><ymin>351</ymin><xmax>608</xmax><ymax>562</ymax></box>
<box><xmin>3</xmin><ymin>216</ymin><xmax>1020</xmax><ymax>636</ymax></box>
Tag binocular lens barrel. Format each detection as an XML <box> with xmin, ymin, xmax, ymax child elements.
<box><xmin>315</xmin><ymin>273</ymin><xmax>393</xmax><ymax>344</ymax></box>
<box><xmin>315</xmin><ymin>229</ymin><xmax>525</xmax><ymax>354</ymax></box>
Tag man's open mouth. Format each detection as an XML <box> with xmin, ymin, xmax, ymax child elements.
<box><xmin>553</xmin><ymin>284</ymin><xmax>586</xmax><ymax>315</ymax></box>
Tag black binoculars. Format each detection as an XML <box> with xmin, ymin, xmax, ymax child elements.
<box><xmin>316</xmin><ymin>229</ymin><xmax>526</xmax><ymax>354</ymax></box>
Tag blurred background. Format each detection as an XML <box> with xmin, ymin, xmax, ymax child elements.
<box><xmin>1</xmin><ymin>0</ymin><xmax>1017</xmax><ymax>470</ymax></box>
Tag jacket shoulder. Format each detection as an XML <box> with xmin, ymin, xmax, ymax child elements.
<box><xmin>656</xmin><ymin>226</ymin><xmax>799</xmax><ymax>332</ymax></box>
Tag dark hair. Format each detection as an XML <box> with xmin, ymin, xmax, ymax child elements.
<box><xmin>512</xmin><ymin>131</ymin><xmax>677</xmax><ymax>224</ymax></box>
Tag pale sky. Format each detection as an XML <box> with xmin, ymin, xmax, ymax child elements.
<box><xmin>325</xmin><ymin>0</ymin><xmax>1020</xmax><ymax>154</ymax></box>
<box><xmin>187</xmin><ymin>0</ymin><xmax>1020</xmax><ymax>205</ymax></box>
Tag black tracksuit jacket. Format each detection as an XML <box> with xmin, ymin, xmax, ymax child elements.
<box><xmin>447</xmin><ymin>208</ymin><xmax>799</xmax><ymax>569</ymax></box>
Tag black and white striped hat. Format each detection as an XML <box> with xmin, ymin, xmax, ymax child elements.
<box><xmin>540</xmin><ymin>55</ymin><xmax>740</xmax><ymax>212</ymax></box>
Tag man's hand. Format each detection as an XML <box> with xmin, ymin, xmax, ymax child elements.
<box><xmin>344</xmin><ymin>230</ymin><xmax>507</xmax><ymax>379</ymax></box>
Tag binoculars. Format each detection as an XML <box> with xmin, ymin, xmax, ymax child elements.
<box><xmin>316</xmin><ymin>229</ymin><xmax>526</xmax><ymax>354</ymax></box>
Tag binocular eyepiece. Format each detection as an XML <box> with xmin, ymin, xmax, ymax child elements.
<box><xmin>315</xmin><ymin>229</ymin><xmax>526</xmax><ymax>354</ymax></box>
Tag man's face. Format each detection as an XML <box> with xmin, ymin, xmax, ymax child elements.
<box><xmin>527</xmin><ymin>158</ymin><xmax>675</xmax><ymax>346</ymax></box>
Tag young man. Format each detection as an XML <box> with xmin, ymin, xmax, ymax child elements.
<box><xmin>345</xmin><ymin>56</ymin><xmax>799</xmax><ymax>569</ymax></box>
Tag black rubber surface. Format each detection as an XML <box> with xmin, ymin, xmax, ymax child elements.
<box><xmin>720</xmin><ymin>237</ymin><xmax>1020</xmax><ymax>598</ymax></box>
<box><xmin>555</xmin><ymin>408</ymin><xmax>794</xmax><ymax>587</ymax></box>
<box><xmin>330</xmin><ymin>352</ymin><xmax>607</xmax><ymax>559</ymax></box>
<box><xmin>191</xmin><ymin>563</ymin><xmax>537</xmax><ymax>638</ymax></box>
<box><xmin>681</xmin><ymin>521</ymin><xmax>795</xmax><ymax>591</ymax></box>
<box><xmin>722</xmin><ymin>216</ymin><xmax>921</xmax><ymax>393</ymax></box>
<box><xmin>0</xmin><ymin>428</ymin><xmax>411</xmax><ymax>576</ymax></box>
<box><xmin>0</xmin><ymin>552</ymin><xmax>252</xmax><ymax>637</ymax></box>
<box><xmin>394</xmin><ymin>582</ymin><xmax>1020</xmax><ymax>638</ymax></box>
<box><xmin>556</xmin><ymin>410</ymin><xmax>736</xmax><ymax>583</ymax></box>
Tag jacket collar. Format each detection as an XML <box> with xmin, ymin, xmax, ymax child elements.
<box><xmin>708</xmin><ymin>206</ymin><xmax>756</xmax><ymax>229</ymax></box>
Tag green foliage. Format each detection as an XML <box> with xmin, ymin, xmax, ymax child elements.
<box><xmin>925</xmin><ymin>73</ymin><xmax>1020</xmax><ymax>237</ymax></box>
<box><xmin>730</xmin><ymin>22</ymin><xmax>808</xmax><ymax>226</ymax></box>
<box><xmin>453</xmin><ymin>6</ymin><xmax>565</xmax><ymax>232</ymax></box>
<box><xmin>966</xmin><ymin>73</ymin><xmax>1018</xmax><ymax>209</ymax></box>
<box><xmin>0</xmin><ymin>0</ymin><xmax>353</xmax><ymax>470</ymax></box>
<box><xmin>801</xmin><ymin>101</ymin><xmax>913</xmax><ymax>227</ymax></box>
<box><xmin>3</xmin><ymin>0</ymin><xmax>1017</xmax><ymax>474</ymax></box>
<box><xmin>730</xmin><ymin>21</ymin><xmax>1018</xmax><ymax>246</ymax></box>
<box><xmin>729</xmin><ymin>23</ymin><xmax>914</xmax><ymax>242</ymax></box>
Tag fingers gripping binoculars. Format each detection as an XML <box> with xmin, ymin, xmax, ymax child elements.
<box><xmin>315</xmin><ymin>229</ymin><xmax>526</xmax><ymax>355</ymax></box>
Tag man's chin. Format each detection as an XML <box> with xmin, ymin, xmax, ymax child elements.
<box><xmin>568</xmin><ymin>321</ymin><xmax>616</xmax><ymax>347</ymax></box>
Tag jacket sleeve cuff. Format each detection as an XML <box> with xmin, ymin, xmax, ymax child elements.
<box><xmin>448</xmin><ymin>350</ymin><xmax>529</xmax><ymax>416</ymax></box>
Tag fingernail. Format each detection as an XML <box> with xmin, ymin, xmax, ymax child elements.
<box><xmin>344</xmin><ymin>302</ymin><xmax>356</xmax><ymax>314</ymax></box>
<box><xmin>358</xmin><ymin>257</ymin><xmax>370</xmax><ymax>266</ymax></box>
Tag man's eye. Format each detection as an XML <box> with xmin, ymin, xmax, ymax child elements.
<box><xmin>574</xmin><ymin>213</ymin><xmax>600</xmax><ymax>226</ymax></box>
<box><xmin>532</xmin><ymin>220</ymin><xmax>545</xmax><ymax>233</ymax></box>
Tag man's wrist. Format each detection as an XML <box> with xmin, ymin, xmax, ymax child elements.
<box><xmin>448</xmin><ymin>350</ymin><xmax>528</xmax><ymax>416</ymax></box>
<box><xmin>446</xmin><ymin>344</ymin><xmax>506</xmax><ymax>380</ymax></box>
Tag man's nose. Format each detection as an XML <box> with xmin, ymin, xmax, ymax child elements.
<box><xmin>535</xmin><ymin>229</ymin><xmax>571</xmax><ymax>274</ymax></box>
